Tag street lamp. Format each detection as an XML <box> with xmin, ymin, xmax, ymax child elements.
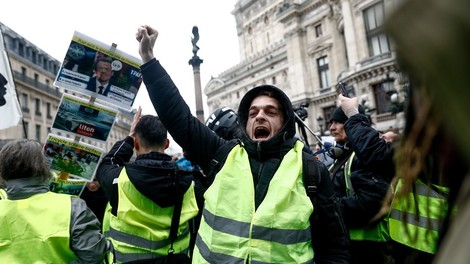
<box><xmin>317</xmin><ymin>116</ymin><xmax>325</xmax><ymax>136</ymax></box>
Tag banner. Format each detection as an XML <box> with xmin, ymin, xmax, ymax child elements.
<box><xmin>0</xmin><ymin>29</ymin><xmax>22</xmax><ymax>130</ymax></box>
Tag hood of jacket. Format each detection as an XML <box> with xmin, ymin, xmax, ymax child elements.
<box><xmin>125</xmin><ymin>152</ymin><xmax>192</xmax><ymax>208</ymax></box>
<box><xmin>237</xmin><ymin>85</ymin><xmax>296</xmax><ymax>160</ymax></box>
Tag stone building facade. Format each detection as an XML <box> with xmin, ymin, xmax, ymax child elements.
<box><xmin>205</xmin><ymin>0</ymin><xmax>406</xmax><ymax>146</ymax></box>
<box><xmin>0</xmin><ymin>22</ymin><xmax>133</xmax><ymax>152</ymax></box>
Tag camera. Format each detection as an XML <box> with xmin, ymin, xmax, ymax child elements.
<box><xmin>293</xmin><ymin>102</ymin><xmax>309</xmax><ymax>121</ymax></box>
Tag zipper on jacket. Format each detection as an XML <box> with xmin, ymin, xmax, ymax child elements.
<box><xmin>333</xmin><ymin>197</ymin><xmax>348</xmax><ymax>234</ymax></box>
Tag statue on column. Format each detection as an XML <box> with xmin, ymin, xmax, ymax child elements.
<box><xmin>191</xmin><ymin>26</ymin><xmax>200</xmax><ymax>56</ymax></box>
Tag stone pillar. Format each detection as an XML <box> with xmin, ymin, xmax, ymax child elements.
<box><xmin>189</xmin><ymin>26</ymin><xmax>204</xmax><ymax>123</ymax></box>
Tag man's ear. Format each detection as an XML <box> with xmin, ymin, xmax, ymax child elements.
<box><xmin>134</xmin><ymin>137</ymin><xmax>140</xmax><ymax>151</ymax></box>
<box><xmin>164</xmin><ymin>138</ymin><xmax>170</xmax><ymax>150</ymax></box>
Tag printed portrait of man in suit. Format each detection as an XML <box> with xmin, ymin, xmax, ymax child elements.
<box><xmin>86</xmin><ymin>57</ymin><xmax>114</xmax><ymax>96</ymax></box>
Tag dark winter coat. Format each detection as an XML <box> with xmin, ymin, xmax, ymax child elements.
<box><xmin>329</xmin><ymin>114</ymin><xmax>395</xmax><ymax>228</ymax></box>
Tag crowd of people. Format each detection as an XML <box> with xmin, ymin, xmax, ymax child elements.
<box><xmin>1</xmin><ymin>0</ymin><xmax>469</xmax><ymax>262</ymax></box>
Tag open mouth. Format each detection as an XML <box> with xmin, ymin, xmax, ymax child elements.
<box><xmin>254</xmin><ymin>127</ymin><xmax>270</xmax><ymax>140</ymax></box>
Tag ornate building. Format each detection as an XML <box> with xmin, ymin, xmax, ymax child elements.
<box><xmin>205</xmin><ymin>0</ymin><xmax>406</xmax><ymax>146</ymax></box>
<box><xmin>0</xmin><ymin>22</ymin><xmax>133</xmax><ymax>152</ymax></box>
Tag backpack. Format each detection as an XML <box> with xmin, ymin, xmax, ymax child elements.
<box><xmin>206</xmin><ymin>140</ymin><xmax>321</xmax><ymax>213</ymax></box>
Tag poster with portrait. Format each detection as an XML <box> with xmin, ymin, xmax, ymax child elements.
<box><xmin>52</xmin><ymin>94</ymin><xmax>117</xmax><ymax>142</ymax></box>
<box><xmin>44</xmin><ymin>134</ymin><xmax>103</xmax><ymax>195</ymax></box>
<box><xmin>54</xmin><ymin>31</ymin><xmax>143</xmax><ymax>111</ymax></box>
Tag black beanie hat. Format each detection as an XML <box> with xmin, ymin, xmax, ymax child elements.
<box><xmin>329</xmin><ymin>105</ymin><xmax>365</xmax><ymax>124</ymax></box>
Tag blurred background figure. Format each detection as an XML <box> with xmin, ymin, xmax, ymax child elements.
<box><xmin>384</xmin><ymin>0</ymin><xmax>470</xmax><ymax>263</ymax></box>
<box><xmin>204</xmin><ymin>106</ymin><xmax>241</xmax><ymax>140</ymax></box>
<box><xmin>80</xmin><ymin>178</ymin><xmax>108</xmax><ymax>228</ymax></box>
<box><xmin>313</xmin><ymin>141</ymin><xmax>334</xmax><ymax>167</ymax></box>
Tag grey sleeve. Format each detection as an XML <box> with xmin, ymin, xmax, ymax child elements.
<box><xmin>70</xmin><ymin>197</ymin><xmax>111</xmax><ymax>264</ymax></box>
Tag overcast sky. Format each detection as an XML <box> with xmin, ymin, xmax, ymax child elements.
<box><xmin>1</xmin><ymin>1</ymin><xmax>241</xmax><ymax>154</ymax></box>
<box><xmin>1</xmin><ymin>0</ymin><xmax>240</xmax><ymax>116</ymax></box>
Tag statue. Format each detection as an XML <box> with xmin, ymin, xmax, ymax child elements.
<box><xmin>191</xmin><ymin>26</ymin><xmax>200</xmax><ymax>56</ymax></box>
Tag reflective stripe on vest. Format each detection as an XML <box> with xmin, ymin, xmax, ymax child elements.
<box><xmin>107</xmin><ymin>167</ymin><xmax>199</xmax><ymax>263</ymax></box>
<box><xmin>0</xmin><ymin>192</ymin><xmax>77</xmax><ymax>262</ymax></box>
<box><xmin>0</xmin><ymin>189</ymin><xmax>6</xmax><ymax>199</ymax></box>
<box><xmin>192</xmin><ymin>141</ymin><xmax>314</xmax><ymax>264</ymax></box>
<box><xmin>389</xmin><ymin>179</ymin><xmax>448</xmax><ymax>254</ymax></box>
<box><xmin>344</xmin><ymin>152</ymin><xmax>356</xmax><ymax>197</ymax></box>
<box><xmin>344</xmin><ymin>152</ymin><xmax>390</xmax><ymax>242</ymax></box>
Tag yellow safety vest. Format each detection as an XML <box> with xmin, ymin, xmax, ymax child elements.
<box><xmin>334</xmin><ymin>152</ymin><xmax>390</xmax><ymax>242</ymax></box>
<box><xmin>389</xmin><ymin>179</ymin><xmax>449</xmax><ymax>253</ymax></box>
<box><xmin>0</xmin><ymin>189</ymin><xmax>6</xmax><ymax>199</ymax></box>
<box><xmin>106</xmin><ymin>167</ymin><xmax>199</xmax><ymax>263</ymax></box>
<box><xmin>193</xmin><ymin>141</ymin><xmax>315</xmax><ymax>263</ymax></box>
<box><xmin>0</xmin><ymin>191</ymin><xmax>77</xmax><ymax>263</ymax></box>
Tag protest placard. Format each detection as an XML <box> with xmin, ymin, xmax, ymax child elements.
<box><xmin>54</xmin><ymin>31</ymin><xmax>142</xmax><ymax>111</ymax></box>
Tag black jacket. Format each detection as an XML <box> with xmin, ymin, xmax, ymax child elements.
<box><xmin>141</xmin><ymin>59</ymin><xmax>350</xmax><ymax>263</ymax></box>
<box><xmin>96</xmin><ymin>136</ymin><xmax>193</xmax><ymax>215</ymax></box>
<box><xmin>330</xmin><ymin>114</ymin><xmax>395</xmax><ymax>228</ymax></box>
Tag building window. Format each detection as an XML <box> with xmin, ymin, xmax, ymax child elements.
<box><xmin>46</xmin><ymin>102</ymin><xmax>52</xmax><ymax>119</ymax></box>
<box><xmin>272</xmin><ymin>76</ymin><xmax>276</xmax><ymax>85</ymax></box>
<box><xmin>23</xmin><ymin>122</ymin><xmax>29</xmax><ymax>138</ymax></box>
<box><xmin>373</xmin><ymin>79</ymin><xmax>396</xmax><ymax>114</ymax></box>
<box><xmin>18</xmin><ymin>42</ymin><xmax>24</xmax><ymax>56</ymax></box>
<box><xmin>21</xmin><ymin>93</ymin><xmax>29</xmax><ymax>112</ymax></box>
<box><xmin>317</xmin><ymin>56</ymin><xmax>331</xmax><ymax>89</ymax></box>
<box><xmin>364</xmin><ymin>2</ymin><xmax>390</xmax><ymax>57</ymax></box>
<box><xmin>32</xmin><ymin>50</ymin><xmax>37</xmax><ymax>64</ymax></box>
<box><xmin>21</xmin><ymin>66</ymin><xmax>27</xmax><ymax>76</ymax></box>
<box><xmin>324</xmin><ymin>105</ymin><xmax>337</xmax><ymax>125</ymax></box>
<box><xmin>35</xmin><ymin>98</ymin><xmax>41</xmax><ymax>116</ymax></box>
<box><xmin>315</xmin><ymin>24</ymin><xmax>323</xmax><ymax>38</ymax></box>
<box><xmin>46</xmin><ymin>79</ymin><xmax>50</xmax><ymax>86</ymax></box>
<box><xmin>34</xmin><ymin>73</ymin><xmax>39</xmax><ymax>83</ymax></box>
<box><xmin>35</xmin><ymin>124</ymin><xmax>41</xmax><ymax>141</ymax></box>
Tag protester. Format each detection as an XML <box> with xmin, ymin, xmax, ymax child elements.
<box><xmin>136</xmin><ymin>25</ymin><xmax>350</xmax><ymax>263</ymax></box>
<box><xmin>0</xmin><ymin>139</ymin><xmax>110</xmax><ymax>263</ymax></box>
<box><xmin>382</xmin><ymin>0</ymin><xmax>470</xmax><ymax>262</ymax></box>
<box><xmin>204</xmin><ymin>106</ymin><xmax>242</xmax><ymax>140</ymax></box>
<box><xmin>314</xmin><ymin>141</ymin><xmax>335</xmax><ymax>167</ymax></box>
<box><xmin>79</xmin><ymin>178</ymin><xmax>108</xmax><ymax>227</ymax></box>
<box><xmin>96</xmin><ymin>106</ymin><xmax>198</xmax><ymax>263</ymax></box>
<box><xmin>328</xmin><ymin>100</ymin><xmax>395</xmax><ymax>264</ymax></box>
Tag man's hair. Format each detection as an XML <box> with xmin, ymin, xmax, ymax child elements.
<box><xmin>134</xmin><ymin>115</ymin><xmax>167</xmax><ymax>149</ymax></box>
<box><xmin>0</xmin><ymin>139</ymin><xmax>51</xmax><ymax>182</ymax></box>
<box><xmin>93</xmin><ymin>56</ymin><xmax>112</xmax><ymax>70</ymax></box>
<box><xmin>253</xmin><ymin>90</ymin><xmax>284</xmax><ymax>113</ymax></box>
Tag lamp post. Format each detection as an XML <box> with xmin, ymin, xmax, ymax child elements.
<box><xmin>317</xmin><ymin>116</ymin><xmax>325</xmax><ymax>136</ymax></box>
